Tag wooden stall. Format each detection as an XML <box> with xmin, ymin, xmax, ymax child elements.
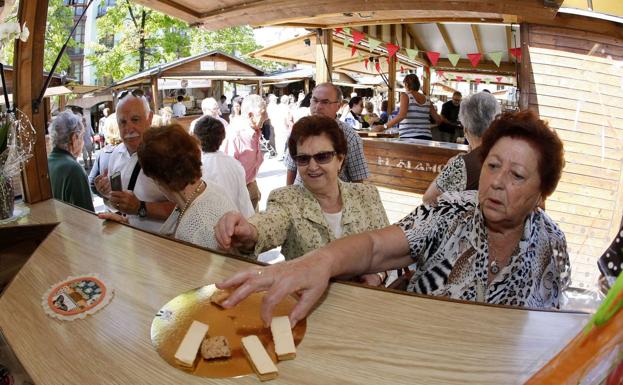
<box><xmin>363</xmin><ymin>138</ymin><xmax>468</xmax><ymax>194</ymax></box>
<box><xmin>0</xmin><ymin>200</ymin><xmax>590</xmax><ymax>385</ymax></box>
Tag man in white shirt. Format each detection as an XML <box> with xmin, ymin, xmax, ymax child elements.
<box><xmin>172</xmin><ymin>95</ymin><xmax>186</xmax><ymax>118</ymax></box>
<box><xmin>189</xmin><ymin>97</ymin><xmax>228</xmax><ymax>134</ymax></box>
<box><xmin>94</xmin><ymin>90</ymin><xmax>175</xmax><ymax>232</ymax></box>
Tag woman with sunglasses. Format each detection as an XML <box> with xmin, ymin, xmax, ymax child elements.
<box><xmin>215</xmin><ymin>115</ymin><xmax>389</xmax><ymax>286</ymax></box>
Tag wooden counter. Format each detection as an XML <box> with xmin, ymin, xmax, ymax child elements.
<box><xmin>363</xmin><ymin>138</ymin><xmax>468</xmax><ymax>194</ymax></box>
<box><xmin>0</xmin><ymin>200</ymin><xmax>589</xmax><ymax>384</ymax></box>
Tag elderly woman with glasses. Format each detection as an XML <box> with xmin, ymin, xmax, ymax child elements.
<box><xmin>215</xmin><ymin>115</ymin><xmax>390</xmax><ymax>286</ymax></box>
<box><xmin>48</xmin><ymin>110</ymin><xmax>94</xmax><ymax>212</ymax></box>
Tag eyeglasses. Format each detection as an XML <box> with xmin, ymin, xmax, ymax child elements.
<box><xmin>311</xmin><ymin>97</ymin><xmax>339</xmax><ymax>105</ymax></box>
<box><xmin>292</xmin><ymin>151</ymin><xmax>337</xmax><ymax>166</ymax></box>
<box><xmin>118</xmin><ymin>88</ymin><xmax>144</xmax><ymax>99</ymax></box>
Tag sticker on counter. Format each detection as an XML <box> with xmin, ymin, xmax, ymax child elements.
<box><xmin>41</xmin><ymin>274</ymin><xmax>113</xmax><ymax>321</ymax></box>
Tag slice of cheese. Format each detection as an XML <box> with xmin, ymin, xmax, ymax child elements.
<box><xmin>241</xmin><ymin>335</ymin><xmax>278</xmax><ymax>381</ymax></box>
<box><xmin>270</xmin><ymin>316</ymin><xmax>296</xmax><ymax>360</ymax></box>
<box><xmin>174</xmin><ymin>320</ymin><xmax>209</xmax><ymax>367</ymax></box>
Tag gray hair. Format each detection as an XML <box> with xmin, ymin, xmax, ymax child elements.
<box><xmin>50</xmin><ymin>110</ymin><xmax>83</xmax><ymax>150</ymax></box>
<box><xmin>458</xmin><ymin>92</ymin><xmax>501</xmax><ymax>138</ymax></box>
<box><xmin>201</xmin><ymin>97</ymin><xmax>219</xmax><ymax>115</ymax></box>
<box><xmin>116</xmin><ymin>93</ymin><xmax>151</xmax><ymax>119</ymax></box>
<box><xmin>241</xmin><ymin>94</ymin><xmax>266</xmax><ymax>116</ymax></box>
<box><xmin>313</xmin><ymin>82</ymin><xmax>343</xmax><ymax>103</ymax></box>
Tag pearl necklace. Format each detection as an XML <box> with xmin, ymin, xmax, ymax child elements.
<box><xmin>176</xmin><ymin>180</ymin><xmax>205</xmax><ymax>227</ymax></box>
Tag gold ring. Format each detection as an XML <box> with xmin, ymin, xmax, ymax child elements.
<box><xmin>257</xmin><ymin>270</ymin><xmax>263</xmax><ymax>276</ymax></box>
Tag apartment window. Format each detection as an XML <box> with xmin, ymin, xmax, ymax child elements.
<box><xmin>69</xmin><ymin>61</ymin><xmax>83</xmax><ymax>83</ymax></box>
<box><xmin>469</xmin><ymin>81</ymin><xmax>478</xmax><ymax>94</ymax></box>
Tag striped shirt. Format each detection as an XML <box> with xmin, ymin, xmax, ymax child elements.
<box><xmin>399</xmin><ymin>93</ymin><xmax>432</xmax><ymax>140</ymax></box>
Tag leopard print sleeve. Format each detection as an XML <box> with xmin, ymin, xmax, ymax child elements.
<box><xmin>435</xmin><ymin>155</ymin><xmax>467</xmax><ymax>193</ymax></box>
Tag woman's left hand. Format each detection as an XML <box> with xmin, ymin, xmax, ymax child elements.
<box><xmin>359</xmin><ymin>273</ymin><xmax>384</xmax><ymax>287</ymax></box>
<box><xmin>97</xmin><ymin>211</ymin><xmax>129</xmax><ymax>224</ymax></box>
<box><xmin>109</xmin><ymin>191</ymin><xmax>139</xmax><ymax>214</ymax></box>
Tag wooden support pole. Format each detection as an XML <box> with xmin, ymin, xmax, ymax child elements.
<box><xmin>519</xmin><ymin>23</ymin><xmax>531</xmax><ymax>111</ymax></box>
<box><xmin>315</xmin><ymin>29</ymin><xmax>333</xmax><ymax>84</ymax></box>
<box><xmin>15</xmin><ymin>0</ymin><xmax>51</xmax><ymax>204</ymax></box>
<box><xmin>423</xmin><ymin>67</ymin><xmax>431</xmax><ymax>96</ymax></box>
<box><xmin>150</xmin><ymin>75</ymin><xmax>160</xmax><ymax>112</ymax></box>
<box><xmin>388</xmin><ymin>24</ymin><xmax>397</xmax><ymax>113</ymax></box>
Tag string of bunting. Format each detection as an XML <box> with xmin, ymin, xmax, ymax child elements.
<box><xmin>336</xmin><ymin>27</ymin><xmax>521</xmax><ymax>69</ymax></box>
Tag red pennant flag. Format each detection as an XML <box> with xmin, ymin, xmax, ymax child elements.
<box><xmin>455</xmin><ymin>76</ymin><xmax>463</xmax><ymax>82</ymax></box>
<box><xmin>467</xmin><ymin>53</ymin><xmax>482</xmax><ymax>68</ymax></box>
<box><xmin>436</xmin><ymin>70</ymin><xmax>444</xmax><ymax>77</ymax></box>
<box><xmin>375</xmin><ymin>61</ymin><xmax>381</xmax><ymax>72</ymax></box>
<box><xmin>509</xmin><ymin>48</ymin><xmax>522</xmax><ymax>61</ymax></box>
<box><xmin>364</xmin><ymin>58</ymin><xmax>369</xmax><ymax>69</ymax></box>
<box><xmin>496</xmin><ymin>76</ymin><xmax>503</xmax><ymax>83</ymax></box>
<box><xmin>386</xmin><ymin>43</ymin><xmax>400</xmax><ymax>58</ymax></box>
<box><xmin>475</xmin><ymin>78</ymin><xmax>481</xmax><ymax>85</ymax></box>
<box><xmin>351</xmin><ymin>46</ymin><xmax>357</xmax><ymax>56</ymax></box>
<box><xmin>426</xmin><ymin>51</ymin><xmax>440</xmax><ymax>66</ymax></box>
<box><xmin>400</xmin><ymin>66</ymin><xmax>405</xmax><ymax>73</ymax></box>
<box><xmin>352</xmin><ymin>30</ymin><xmax>365</xmax><ymax>46</ymax></box>
<box><xmin>386</xmin><ymin>57</ymin><xmax>390</xmax><ymax>64</ymax></box>
<box><xmin>335</xmin><ymin>27</ymin><xmax>343</xmax><ymax>34</ymax></box>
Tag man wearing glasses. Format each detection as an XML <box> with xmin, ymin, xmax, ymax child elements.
<box><xmin>94</xmin><ymin>90</ymin><xmax>175</xmax><ymax>232</ymax></box>
<box><xmin>285</xmin><ymin>83</ymin><xmax>369</xmax><ymax>185</ymax></box>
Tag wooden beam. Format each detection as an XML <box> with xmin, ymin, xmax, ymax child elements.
<box><xmin>362</xmin><ymin>25</ymin><xmax>369</xmax><ymax>35</ymax></box>
<box><xmin>16</xmin><ymin>0</ymin><xmax>52</xmax><ymax>204</ymax></box>
<box><xmin>268</xmin><ymin>17</ymin><xmax>505</xmax><ymax>29</ymax></box>
<box><xmin>375</xmin><ymin>25</ymin><xmax>383</xmax><ymax>39</ymax></box>
<box><xmin>519</xmin><ymin>23</ymin><xmax>531</xmax><ymax>111</ymax></box>
<box><xmin>405</xmin><ymin>24</ymin><xmax>426</xmax><ymax>52</ymax></box>
<box><xmin>315</xmin><ymin>29</ymin><xmax>333</xmax><ymax>83</ymax></box>
<box><xmin>401</xmin><ymin>24</ymin><xmax>407</xmax><ymax>49</ymax></box>
<box><xmin>436</xmin><ymin>23</ymin><xmax>456</xmax><ymax>54</ymax></box>
<box><xmin>471</xmin><ymin>24</ymin><xmax>484</xmax><ymax>54</ymax></box>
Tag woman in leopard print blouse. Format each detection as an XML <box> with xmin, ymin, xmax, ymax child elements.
<box><xmin>217</xmin><ymin>110</ymin><xmax>570</xmax><ymax>325</ymax></box>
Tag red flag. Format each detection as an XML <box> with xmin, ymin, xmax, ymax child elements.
<box><xmin>375</xmin><ymin>61</ymin><xmax>381</xmax><ymax>72</ymax></box>
<box><xmin>436</xmin><ymin>70</ymin><xmax>444</xmax><ymax>77</ymax></box>
<box><xmin>455</xmin><ymin>76</ymin><xmax>463</xmax><ymax>82</ymax></box>
<box><xmin>386</xmin><ymin>43</ymin><xmax>400</xmax><ymax>58</ymax></box>
<box><xmin>475</xmin><ymin>78</ymin><xmax>481</xmax><ymax>85</ymax></box>
<box><xmin>426</xmin><ymin>51</ymin><xmax>440</xmax><ymax>66</ymax></box>
<box><xmin>364</xmin><ymin>58</ymin><xmax>369</xmax><ymax>69</ymax></box>
<box><xmin>335</xmin><ymin>27</ymin><xmax>343</xmax><ymax>34</ymax></box>
<box><xmin>496</xmin><ymin>76</ymin><xmax>503</xmax><ymax>83</ymax></box>
<box><xmin>352</xmin><ymin>30</ymin><xmax>365</xmax><ymax>46</ymax></box>
<box><xmin>509</xmin><ymin>47</ymin><xmax>522</xmax><ymax>61</ymax></box>
<box><xmin>467</xmin><ymin>53</ymin><xmax>482</xmax><ymax>67</ymax></box>
<box><xmin>351</xmin><ymin>46</ymin><xmax>357</xmax><ymax>56</ymax></box>
<box><xmin>386</xmin><ymin>57</ymin><xmax>390</xmax><ymax>64</ymax></box>
<box><xmin>400</xmin><ymin>66</ymin><xmax>405</xmax><ymax>73</ymax></box>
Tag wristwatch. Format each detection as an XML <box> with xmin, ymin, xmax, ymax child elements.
<box><xmin>138</xmin><ymin>201</ymin><xmax>147</xmax><ymax>218</ymax></box>
<box><xmin>383</xmin><ymin>124</ymin><xmax>388</xmax><ymax>129</ymax></box>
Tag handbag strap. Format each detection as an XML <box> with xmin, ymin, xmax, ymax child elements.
<box><xmin>127</xmin><ymin>162</ymin><xmax>141</xmax><ymax>191</ymax></box>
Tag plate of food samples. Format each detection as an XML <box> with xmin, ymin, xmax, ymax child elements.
<box><xmin>150</xmin><ymin>284</ymin><xmax>306</xmax><ymax>380</ymax></box>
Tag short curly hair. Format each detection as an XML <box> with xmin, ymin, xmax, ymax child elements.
<box><xmin>288</xmin><ymin>115</ymin><xmax>347</xmax><ymax>159</ymax></box>
<box><xmin>138</xmin><ymin>124</ymin><xmax>202</xmax><ymax>191</ymax></box>
<box><xmin>403</xmin><ymin>74</ymin><xmax>420</xmax><ymax>92</ymax></box>
<box><xmin>193</xmin><ymin>116</ymin><xmax>225</xmax><ymax>153</ymax></box>
<box><xmin>480</xmin><ymin>110</ymin><xmax>565</xmax><ymax>198</ymax></box>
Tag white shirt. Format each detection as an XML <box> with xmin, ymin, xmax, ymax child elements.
<box><xmin>200</xmin><ymin>151</ymin><xmax>254</xmax><ymax>218</ymax></box>
<box><xmin>172</xmin><ymin>102</ymin><xmax>186</xmax><ymax>117</ymax></box>
<box><xmin>189</xmin><ymin>115</ymin><xmax>229</xmax><ymax>135</ymax></box>
<box><xmin>107</xmin><ymin>143</ymin><xmax>170</xmax><ymax>233</ymax></box>
<box><xmin>159</xmin><ymin>182</ymin><xmax>237</xmax><ymax>250</ymax></box>
<box><xmin>322</xmin><ymin>210</ymin><xmax>344</xmax><ymax>238</ymax></box>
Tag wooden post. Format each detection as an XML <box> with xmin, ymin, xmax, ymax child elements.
<box><xmin>304</xmin><ymin>78</ymin><xmax>310</xmax><ymax>94</ymax></box>
<box><xmin>315</xmin><ymin>29</ymin><xmax>333</xmax><ymax>84</ymax></box>
<box><xmin>519</xmin><ymin>23</ymin><xmax>531</xmax><ymax>111</ymax></box>
<box><xmin>15</xmin><ymin>0</ymin><xmax>51</xmax><ymax>203</ymax></box>
<box><xmin>150</xmin><ymin>75</ymin><xmax>159</xmax><ymax>112</ymax></box>
<box><xmin>58</xmin><ymin>94</ymin><xmax>66</xmax><ymax>111</ymax></box>
<box><xmin>388</xmin><ymin>25</ymin><xmax>397</xmax><ymax>113</ymax></box>
<box><xmin>423</xmin><ymin>67</ymin><xmax>431</xmax><ymax>95</ymax></box>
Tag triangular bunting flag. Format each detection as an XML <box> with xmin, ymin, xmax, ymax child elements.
<box><xmin>496</xmin><ymin>76</ymin><xmax>503</xmax><ymax>83</ymax></box>
<box><xmin>426</xmin><ymin>51</ymin><xmax>441</xmax><ymax>66</ymax></box>
<box><xmin>400</xmin><ymin>66</ymin><xmax>405</xmax><ymax>73</ymax></box>
<box><xmin>446</xmin><ymin>73</ymin><xmax>455</xmax><ymax>81</ymax></box>
<box><xmin>509</xmin><ymin>47</ymin><xmax>522</xmax><ymax>61</ymax></box>
<box><xmin>364</xmin><ymin>58</ymin><xmax>369</xmax><ymax>69</ymax></box>
<box><xmin>386</xmin><ymin>43</ymin><xmax>400</xmax><ymax>58</ymax></box>
<box><xmin>335</xmin><ymin>27</ymin><xmax>343</xmax><ymax>34</ymax></box>
<box><xmin>436</xmin><ymin>70</ymin><xmax>444</xmax><ymax>77</ymax></box>
<box><xmin>488</xmin><ymin>51</ymin><xmax>503</xmax><ymax>68</ymax></box>
<box><xmin>455</xmin><ymin>76</ymin><xmax>463</xmax><ymax>82</ymax></box>
<box><xmin>368</xmin><ymin>38</ymin><xmax>381</xmax><ymax>52</ymax></box>
<box><xmin>405</xmin><ymin>48</ymin><xmax>418</xmax><ymax>60</ymax></box>
<box><xmin>375</xmin><ymin>61</ymin><xmax>381</xmax><ymax>72</ymax></box>
<box><xmin>386</xmin><ymin>57</ymin><xmax>390</xmax><ymax>64</ymax></box>
<box><xmin>357</xmin><ymin>52</ymin><xmax>364</xmax><ymax>62</ymax></box>
<box><xmin>467</xmin><ymin>53</ymin><xmax>482</xmax><ymax>68</ymax></box>
<box><xmin>352</xmin><ymin>30</ymin><xmax>365</xmax><ymax>46</ymax></box>
<box><xmin>343</xmin><ymin>37</ymin><xmax>349</xmax><ymax>48</ymax></box>
<box><xmin>447</xmin><ymin>53</ymin><xmax>460</xmax><ymax>67</ymax></box>
<box><xmin>475</xmin><ymin>78</ymin><xmax>481</xmax><ymax>85</ymax></box>
<box><xmin>343</xmin><ymin>27</ymin><xmax>351</xmax><ymax>34</ymax></box>
<box><xmin>484</xmin><ymin>78</ymin><xmax>491</xmax><ymax>84</ymax></box>
<box><xmin>351</xmin><ymin>46</ymin><xmax>357</xmax><ymax>56</ymax></box>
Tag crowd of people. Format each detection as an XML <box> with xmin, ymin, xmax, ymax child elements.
<box><xmin>45</xmin><ymin>79</ymin><xmax>620</xmax><ymax>325</ymax></box>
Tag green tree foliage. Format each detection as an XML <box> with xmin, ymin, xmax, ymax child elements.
<box><xmin>0</xmin><ymin>0</ymin><xmax>74</xmax><ymax>72</ymax></box>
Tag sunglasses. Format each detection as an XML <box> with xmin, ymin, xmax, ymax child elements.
<box><xmin>118</xmin><ymin>88</ymin><xmax>145</xmax><ymax>99</ymax></box>
<box><xmin>292</xmin><ymin>151</ymin><xmax>337</xmax><ymax>166</ymax></box>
